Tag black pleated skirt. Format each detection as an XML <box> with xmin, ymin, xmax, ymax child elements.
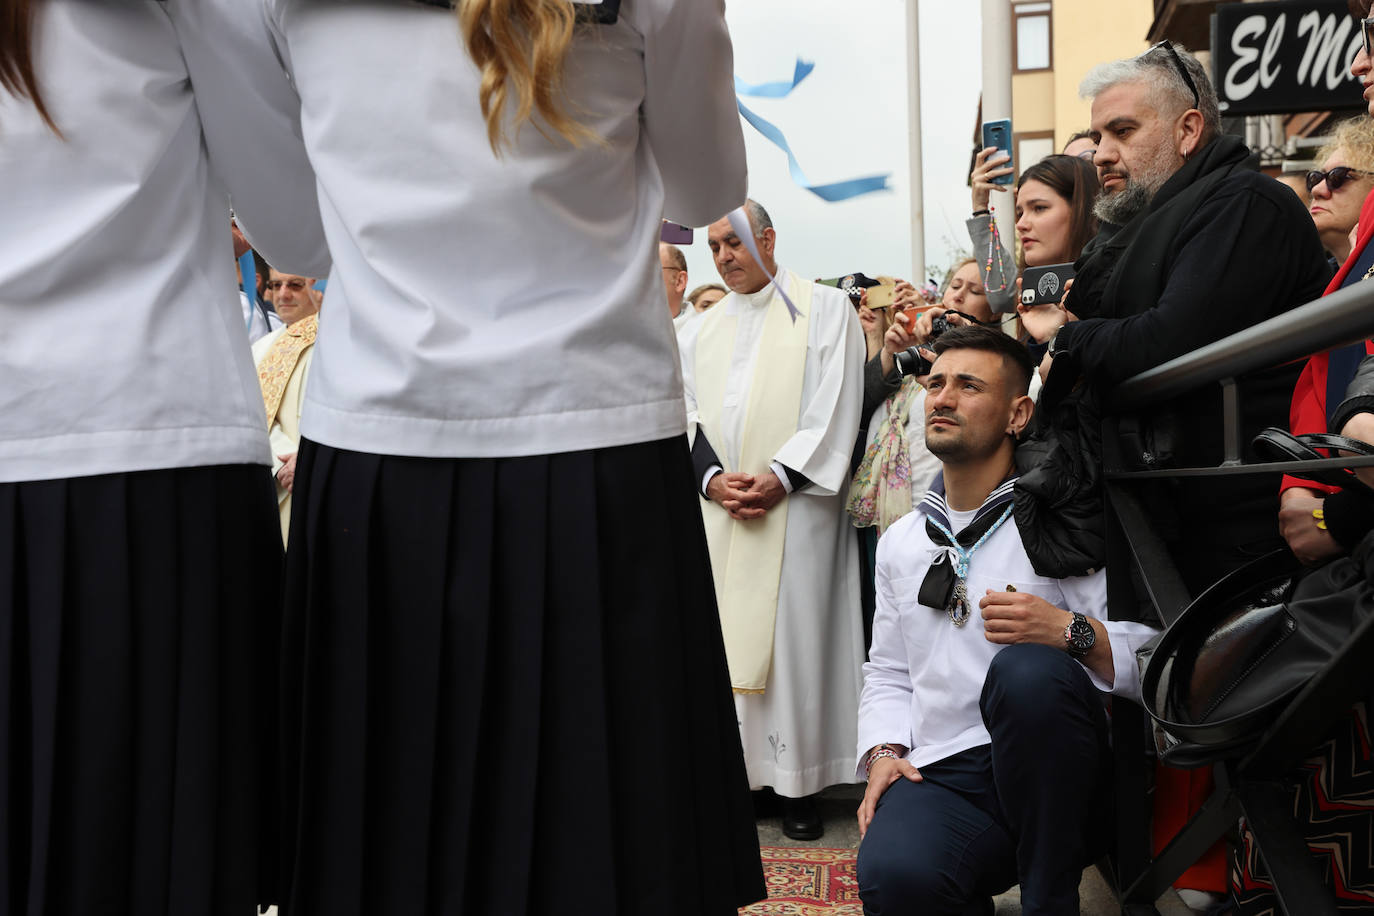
<box><xmin>0</xmin><ymin>465</ymin><xmax>283</xmax><ymax>916</ymax></box>
<box><xmin>279</xmin><ymin>437</ymin><xmax>765</xmax><ymax>916</ymax></box>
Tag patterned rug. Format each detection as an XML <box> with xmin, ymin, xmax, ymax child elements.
<box><xmin>740</xmin><ymin>846</ymin><xmax>862</xmax><ymax>915</ymax></box>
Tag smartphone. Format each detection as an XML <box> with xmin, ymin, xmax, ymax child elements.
<box><xmin>867</xmin><ymin>285</ymin><xmax>895</xmax><ymax>309</ymax></box>
<box><xmin>981</xmin><ymin>119</ymin><xmax>1014</xmax><ymax>186</ymax></box>
<box><xmin>660</xmin><ymin>222</ymin><xmax>693</xmax><ymax>245</ymax></box>
<box><xmin>1020</xmin><ymin>262</ymin><xmax>1075</xmax><ymax>307</ymax></box>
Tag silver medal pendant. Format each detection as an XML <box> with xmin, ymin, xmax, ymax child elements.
<box><xmin>948</xmin><ymin>580</ymin><xmax>971</xmax><ymax>627</ymax></box>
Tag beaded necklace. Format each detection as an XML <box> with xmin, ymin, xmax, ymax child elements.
<box><xmin>925</xmin><ymin>504</ymin><xmax>1014</xmax><ymax>626</ymax></box>
<box><xmin>983</xmin><ymin>207</ymin><xmax>1011</xmax><ymax>293</ymax></box>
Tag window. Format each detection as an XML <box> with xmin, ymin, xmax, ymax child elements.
<box><xmin>1013</xmin><ymin>2</ymin><xmax>1052</xmax><ymax>73</ymax></box>
<box><xmin>1015</xmin><ymin>131</ymin><xmax>1056</xmax><ymax>173</ymax></box>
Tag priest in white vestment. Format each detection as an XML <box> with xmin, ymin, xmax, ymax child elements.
<box><xmin>681</xmin><ymin>201</ymin><xmax>866</xmax><ymax>840</ymax></box>
<box><xmin>251</xmin><ymin>269</ymin><xmax>321</xmax><ymax>545</ymax></box>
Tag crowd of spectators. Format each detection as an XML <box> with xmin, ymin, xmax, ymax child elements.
<box><xmin>213</xmin><ymin>24</ymin><xmax>1374</xmax><ymax>913</ymax></box>
<box><xmin>634</xmin><ymin>29</ymin><xmax>1374</xmax><ymax>916</ymax></box>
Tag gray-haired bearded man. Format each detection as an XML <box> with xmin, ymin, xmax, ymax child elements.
<box><xmin>1021</xmin><ymin>42</ymin><xmax>1331</xmax><ymax>593</ymax></box>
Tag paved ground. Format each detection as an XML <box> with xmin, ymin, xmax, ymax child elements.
<box><xmin>756</xmin><ymin>784</ymin><xmax>1199</xmax><ymax>915</ymax></box>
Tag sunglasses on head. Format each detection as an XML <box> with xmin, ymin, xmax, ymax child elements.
<box><xmin>1305</xmin><ymin>166</ymin><xmax>1372</xmax><ymax>192</ymax></box>
<box><xmin>1144</xmin><ymin>41</ymin><xmax>1201</xmax><ymax>110</ymax></box>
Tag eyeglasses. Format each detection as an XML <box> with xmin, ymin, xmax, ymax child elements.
<box><xmin>1145</xmin><ymin>41</ymin><xmax>1201</xmax><ymax>110</ymax></box>
<box><xmin>661</xmin><ymin>266</ymin><xmax>683</xmax><ymax>273</ymax></box>
<box><xmin>1362</xmin><ymin>18</ymin><xmax>1374</xmax><ymax>61</ymax></box>
<box><xmin>1305</xmin><ymin>166</ymin><xmax>1373</xmax><ymax>192</ymax></box>
<box><xmin>267</xmin><ymin>278</ymin><xmax>309</xmax><ymax>292</ymax></box>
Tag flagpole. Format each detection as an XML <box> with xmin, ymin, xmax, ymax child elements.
<box><xmin>906</xmin><ymin>0</ymin><xmax>925</xmax><ymax>286</ymax></box>
<box><xmin>981</xmin><ymin>0</ymin><xmax>1014</xmax><ymax>259</ymax></box>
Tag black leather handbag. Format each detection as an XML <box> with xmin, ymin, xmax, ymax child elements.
<box><xmin>1139</xmin><ymin>429</ymin><xmax>1374</xmax><ymax>767</ymax></box>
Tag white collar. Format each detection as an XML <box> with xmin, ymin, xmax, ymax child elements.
<box><xmin>733</xmin><ymin>267</ymin><xmax>791</xmax><ymax>310</ymax></box>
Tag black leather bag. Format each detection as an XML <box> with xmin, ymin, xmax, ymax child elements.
<box><xmin>1139</xmin><ymin>429</ymin><xmax>1374</xmax><ymax>767</ymax></box>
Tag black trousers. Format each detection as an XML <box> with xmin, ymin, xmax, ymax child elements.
<box><xmin>857</xmin><ymin>644</ymin><xmax>1112</xmax><ymax>916</ymax></box>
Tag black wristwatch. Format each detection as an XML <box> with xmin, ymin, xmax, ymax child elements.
<box><xmin>1064</xmin><ymin>612</ymin><xmax>1095</xmax><ymax>658</ymax></box>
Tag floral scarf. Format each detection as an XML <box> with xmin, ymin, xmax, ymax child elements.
<box><xmin>847</xmin><ymin>375</ymin><xmax>924</xmax><ymax>536</ymax></box>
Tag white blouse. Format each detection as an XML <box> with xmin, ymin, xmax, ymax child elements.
<box><xmin>0</xmin><ymin>0</ymin><xmax>328</xmax><ymax>483</ymax></box>
<box><xmin>250</xmin><ymin>0</ymin><xmax>748</xmax><ymax>458</ymax></box>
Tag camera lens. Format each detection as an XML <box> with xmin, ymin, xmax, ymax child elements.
<box><xmin>931</xmin><ymin>316</ymin><xmax>949</xmax><ymax>338</ymax></box>
<box><xmin>893</xmin><ymin>346</ymin><xmax>933</xmax><ymax>379</ymax></box>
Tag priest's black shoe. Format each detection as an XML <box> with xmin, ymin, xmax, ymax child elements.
<box><xmin>781</xmin><ymin>794</ymin><xmax>823</xmax><ymax>841</ymax></box>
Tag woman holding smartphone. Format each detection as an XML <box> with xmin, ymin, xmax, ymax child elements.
<box><xmin>180</xmin><ymin>0</ymin><xmax>767</xmax><ymax>912</ymax></box>
<box><xmin>966</xmin><ymin>149</ymin><xmax>1101</xmax><ymax>321</ymax></box>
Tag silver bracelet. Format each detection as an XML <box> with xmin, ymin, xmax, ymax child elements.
<box><xmin>864</xmin><ymin>747</ymin><xmax>901</xmax><ymax>778</ymax></box>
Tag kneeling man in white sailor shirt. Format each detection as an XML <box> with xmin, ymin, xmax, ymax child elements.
<box><xmin>854</xmin><ymin>326</ymin><xmax>1158</xmax><ymax>916</ymax></box>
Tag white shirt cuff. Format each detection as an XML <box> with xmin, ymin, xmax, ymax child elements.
<box><xmin>769</xmin><ymin>461</ymin><xmax>794</xmax><ymax>494</ymax></box>
<box><xmin>701</xmin><ymin>465</ymin><xmax>722</xmax><ymax>497</ymax></box>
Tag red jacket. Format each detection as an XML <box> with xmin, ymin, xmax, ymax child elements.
<box><xmin>1282</xmin><ymin>189</ymin><xmax>1374</xmax><ymax>494</ymax></box>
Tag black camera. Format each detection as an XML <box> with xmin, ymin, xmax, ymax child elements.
<box><xmin>893</xmin><ymin>346</ymin><xmax>933</xmax><ymax>378</ymax></box>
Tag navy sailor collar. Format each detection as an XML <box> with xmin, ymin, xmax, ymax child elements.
<box><xmin>916</xmin><ymin>472</ymin><xmax>1018</xmax><ymax>539</ymax></box>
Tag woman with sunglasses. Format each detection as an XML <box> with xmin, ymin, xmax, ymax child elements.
<box><xmin>1260</xmin><ymin>4</ymin><xmax>1374</xmax><ymax>911</ymax></box>
<box><xmin>1305</xmin><ymin>118</ymin><xmax>1374</xmax><ymax>266</ymax></box>
<box><xmin>1281</xmin><ymin>28</ymin><xmax>1374</xmax><ymax>569</ymax></box>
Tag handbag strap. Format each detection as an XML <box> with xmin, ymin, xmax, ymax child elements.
<box><xmin>1295</xmin><ymin>432</ymin><xmax>1374</xmax><ymax>456</ymax></box>
<box><xmin>1252</xmin><ymin>427</ymin><xmax>1374</xmax><ymax>495</ymax></box>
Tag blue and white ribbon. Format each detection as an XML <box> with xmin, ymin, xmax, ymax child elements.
<box><xmin>735</xmin><ymin>59</ymin><xmax>890</xmax><ymax>203</ymax></box>
<box><xmin>926</xmin><ymin>504</ymin><xmax>1015</xmax><ymax>581</ymax></box>
<box><xmin>733</xmin><ymin>59</ymin><xmax>815</xmax><ymax>99</ymax></box>
<box><xmin>727</xmin><ymin>206</ymin><xmax>801</xmax><ymax>324</ymax></box>
<box><xmin>238</xmin><ymin>249</ymin><xmax>259</xmax><ymax>333</ymax></box>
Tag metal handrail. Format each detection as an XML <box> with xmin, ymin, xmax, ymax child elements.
<box><xmin>1101</xmin><ymin>280</ymin><xmax>1374</xmax><ymax>915</ymax></box>
<box><xmin>1112</xmin><ymin>279</ymin><xmax>1374</xmax><ymax>411</ymax></box>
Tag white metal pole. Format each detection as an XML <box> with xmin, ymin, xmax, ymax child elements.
<box><xmin>980</xmin><ymin>0</ymin><xmax>1015</xmax><ymax>257</ymax></box>
<box><xmin>906</xmin><ymin>0</ymin><xmax>926</xmax><ymax>286</ymax></box>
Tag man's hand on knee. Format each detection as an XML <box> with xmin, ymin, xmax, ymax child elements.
<box><xmin>857</xmin><ymin>755</ymin><xmax>922</xmax><ymax>838</ymax></box>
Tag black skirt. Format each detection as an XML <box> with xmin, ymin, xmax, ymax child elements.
<box><xmin>0</xmin><ymin>465</ymin><xmax>283</xmax><ymax>916</ymax></box>
<box><xmin>279</xmin><ymin>437</ymin><xmax>765</xmax><ymax>915</ymax></box>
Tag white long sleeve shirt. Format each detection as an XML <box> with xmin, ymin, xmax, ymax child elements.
<box><xmin>856</xmin><ymin>483</ymin><xmax>1160</xmax><ymax>773</ymax></box>
<box><xmin>0</xmin><ymin>0</ymin><xmax>328</xmax><ymax>483</ymax></box>
<box><xmin>219</xmin><ymin>0</ymin><xmax>747</xmax><ymax>459</ymax></box>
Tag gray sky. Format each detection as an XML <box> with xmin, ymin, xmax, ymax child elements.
<box><xmin>679</xmin><ymin>0</ymin><xmax>984</xmax><ymax>293</ymax></box>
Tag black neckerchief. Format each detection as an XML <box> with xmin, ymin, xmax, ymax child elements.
<box><xmin>915</xmin><ymin>474</ymin><xmax>1018</xmax><ymax>613</ymax></box>
<box><xmin>408</xmin><ymin>0</ymin><xmax>620</xmax><ymax>23</ymax></box>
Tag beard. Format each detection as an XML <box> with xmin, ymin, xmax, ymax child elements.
<box><xmin>1093</xmin><ymin>133</ymin><xmax>1182</xmax><ymax>225</ymax></box>
<box><xmin>925</xmin><ymin>417</ymin><xmax>1004</xmax><ymax>464</ymax></box>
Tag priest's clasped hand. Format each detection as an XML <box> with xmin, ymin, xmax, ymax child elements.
<box><xmin>706</xmin><ymin>471</ymin><xmax>787</xmax><ymax>521</ymax></box>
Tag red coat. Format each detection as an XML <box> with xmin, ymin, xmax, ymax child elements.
<box><xmin>1282</xmin><ymin>189</ymin><xmax>1374</xmax><ymax>494</ymax></box>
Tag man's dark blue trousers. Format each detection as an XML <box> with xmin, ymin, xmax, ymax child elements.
<box><xmin>857</xmin><ymin>644</ymin><xmax>1113</xmax><ymax>916</ymax></box>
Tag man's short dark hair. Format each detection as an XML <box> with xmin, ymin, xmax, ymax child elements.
<box><xmin>930</xmin><ymin>325</ymin><xmax>1034</xmax><ymax>396</ymax></box>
